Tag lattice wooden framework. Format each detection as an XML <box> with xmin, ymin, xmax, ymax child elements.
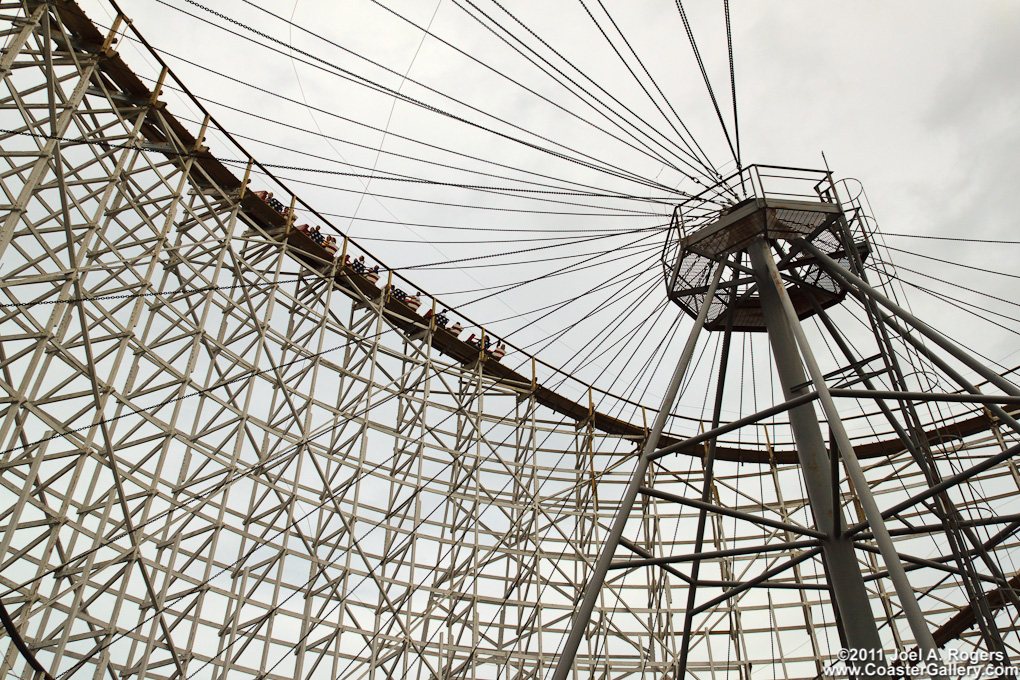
<box><xmin>0</xmin><ymin>3</ymin><xmax>1018</xmax><ymax>680</ymax></box>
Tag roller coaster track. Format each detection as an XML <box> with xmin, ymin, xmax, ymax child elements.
<box><xmin>1</xmin><ymin>4</ymin><xmax>1018</xmax><ymax>680</ymax></box>
<box><xmin>31</xmin><ymin>0</ymin><xmax>1014</xmax><ymax>468</ymax></box>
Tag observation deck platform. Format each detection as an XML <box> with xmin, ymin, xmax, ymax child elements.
<box><xmin>664</xmin><ymin>166</ymin><xmax>871</xmax><ymax>332</ymax></box>
<box><xmin>51</xmin><ymin>0</ymin><xmax>1007</xmax><ymax>466</ymax></box>
<box><xmin>250</xmin><ymin>217</ymin><xmax>1004</xmax><ymax>466</ymax></box>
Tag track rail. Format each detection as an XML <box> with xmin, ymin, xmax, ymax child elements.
<box><xmin>42</xmin><ymin>0</ymin><xmax>1016</xmax><ymax>466</ymax></box>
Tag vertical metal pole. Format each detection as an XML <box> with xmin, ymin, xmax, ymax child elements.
<box><xmin>811</xmin><ymin>301</ymin><xmax>1010</xmax><ymax>660</ymax></box>
<box><xmin>675</xmin><ymin>276</ymin><xmax>737</xmax><ymax>679</ymax></box>
<box><xmin>751</xmin><ymin>238</ymin><xmax>942</xmax><ymax>668</ymax></box>
<box><xmin>549</xmin><ymin>261</ymin><xmax>726</xmax><ymax>680</ymax></box>
<box><xmin>747</xmin><ymin>239</ymin><xmax>888</xmax><ymax>673</ymax></box>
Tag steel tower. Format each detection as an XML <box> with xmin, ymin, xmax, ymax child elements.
<box><xmin>553</xmin><ymin>165</ymin><xmax>1020</xmax><ymax>678</ymax></box>
<box><xmin>0</xmin><ymin>3</ymin><xmax>1018</xmax><ymax>680</ymax></box>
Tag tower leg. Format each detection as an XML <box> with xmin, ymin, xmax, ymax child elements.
<box><xmin>549</xmin><ymin>262</ymin><xmax>726</xmax><ymax>680</ymax></box>
<box><xmin>798</xmin><ymin>238</ymin><xmax>1020</xmax><ymax>397</ymax></box>
<box><xmin>748</xmin><ymin>239</ymin><xmax>889</xmax><ymax>672</ymax></box>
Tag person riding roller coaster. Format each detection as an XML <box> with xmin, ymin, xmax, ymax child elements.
<box><xmin>432</xmin><ymin>309</ymin><xmax>449</xmax><ymax>329</ymax></box>
<box><xmin>466</xmin><ymin>334</ymin><xmax>492</xmax><ymax>352</ymax></box>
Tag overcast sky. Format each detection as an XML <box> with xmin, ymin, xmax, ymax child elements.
<box><xmin>74</xmin><ymin>0</ymin><xmax>1020</xmax><ymax>407</ymax></box>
